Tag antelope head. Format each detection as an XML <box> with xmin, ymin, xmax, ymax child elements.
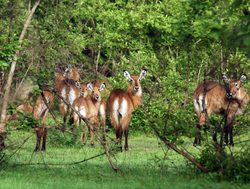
<box><xmin>223</xmin><ymin>75</ymin><xmax>248</xmax><ymax>101</ymax></box>
<box><xmin>87</xmin><ymin>82</ymin><xmax>106</xmax><ymax>102</ymax></box>
<box><xmin>124</xmin><ymin>69</ymin><xmax>147</xmax><ymax>94</ymax></box>
<box><xmin>64</xmin><ymin>65</ymin><xmax>80</xmax><ymax>81</ymax></box>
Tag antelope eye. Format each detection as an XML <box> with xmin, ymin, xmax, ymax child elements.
<box><xmin>235</xmin><ymin>83</ymin><xmax>238</xmax><ymax>86</ymax></box>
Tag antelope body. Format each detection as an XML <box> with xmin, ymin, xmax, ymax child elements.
<box><xmin>55</xmin><ymin>67</ymin><xmax>82</xmax><ymax>125</ymax></box>
<box><xmin>33</xmin><ymin>90</ymin><xmax>54</xmax><ymax>124</ymax></box>
<box><xmin>108</xmin><ymin>69</ymin><xmax>146</xmax><ymax>151</ymax></box>
<box><xmin>71</xmin><ymin>81</ymin><xmax>106</xmax><ymax>144</ymax></box>
<box><xmin>193</xmin><ymin>75</ymin><xmax>249</xmax><ymax>146</ymax></box>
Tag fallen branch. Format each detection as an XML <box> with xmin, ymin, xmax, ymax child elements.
<box><xmin>40</xmin><ymin>87</ymin><xmax>119</xmax><ymax>172</ymax></box>
<box><xmin>150</xmin><ymin>123</ymin><xmax>209</xmax><ymax>173</ymax></box>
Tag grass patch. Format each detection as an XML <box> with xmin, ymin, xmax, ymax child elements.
<box><xmin>0</xmin><ymin>131</ymin><xmax>249</xmax><ymax>189</ymax></box>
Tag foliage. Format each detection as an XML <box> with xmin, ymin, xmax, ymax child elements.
<box><xmin>6</xmin><ymin>112</ymin><xmax>38</xmax><ymax>131</ymax></box>
<box><xmin>199</xmin><ymin>146</ymin><xmax>250</xmax><ymax>182</ymax></box>
<box><xmin>0</xmin><ymin>0</ymin><xmax>250</xmax><ymax>184</ymax></box>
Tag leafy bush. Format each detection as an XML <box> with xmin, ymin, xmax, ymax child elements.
<box><xmin>199</xmin><ymin>146</ymin><xmax>250</xmax><ymax>182</ymax></box>
<box><xmin>6</xmin><ymin>112</ymin><xmax>38</xmax><ymax>131</ymax></box>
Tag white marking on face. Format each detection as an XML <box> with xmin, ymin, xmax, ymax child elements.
<box><xmin>119</xmin><ymin>98</ymin><xmax>127</xmax><ymax>117</ymax></box>
<box><xmin>69</xmin><ymin>88</ymin><xmax>76</xmax><ymax>105</ymax></box>
<box><xmin>136</xmin><ymin>87</ymin><xmax>142</xmax><ymax>96</ymax></box>
<box><xmin>113</xmin><ymin>99</ymin><xmax>119</xmax><ymax>124</ymax></box>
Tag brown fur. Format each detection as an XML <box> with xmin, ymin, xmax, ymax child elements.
<box><xmin>193</xmin><ymin>78</ymin><xmax>249</xmax><ymax>146</ymax></box>
<box><xmin>33</xmin><ymin>90</ymin><xmax>54</xmax><ymax>124</ymax></box>
<box><xmin>54</xmin><ymin>68</ymin><xmax>82</xmax><ymax>125</ymax></box>
<box><xmin>71</xmin><ymin>81</ymin><xmax>106</xmax><ymax>144</ymax></box>
<box><xmin>108</xmin><ymin>70</ymin><xmax>146</xmax><ymax>151</ymax></box>
<box><xmin>16</xmin><ymin>102</ymin><xmax>34</xmax><ymax>114</ymax></box>
<box><xmin>90</xmin><ymin>80</ymin><xmax>111</xmax><ymax>130</ymax></box>
<box><xmin>35</xmin><ymin>126</ymin><xmax>47</xmax><ymax>151</ymax></box>
<box><xmin>65</xmin><ymin>67</ymin><xmax>80</xmax><ymax>81</ymax></box>
<box><xmin>7</xmin><ymin>102</ymin><xmax>34</xmax><ymax>121</ymax></box>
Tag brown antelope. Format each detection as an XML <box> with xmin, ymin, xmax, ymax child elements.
<box><xmin>108</xmin><ymin>69</ymin><xmax>147</xmax><ymax>151</ymax></box>
<box><xmin>7</xmin><ymin>102</ymin><xmax>34</xmax><ymax>121</ymax></box>
<box><xmin>11</xmin><ymin>89</ymin><xmax>54</xmax><ymax>151</ymax></box>
<box><xmin>70</xmin><ymin>81</ymin><xmax>106</xmax><ymax>145</ymax></box>
<box><xmin>193</xmin><ymin>75</ymin><xmax>249</xmax><ymax>146</ymax></box>
<box><xmin>54</xmin><ymin>66</ymin><xmax>82</xmax><ymax>125</ymax></box>
<box><xmin>90</xmin><ymin>80</ymin><xmax>108</xmax><ymax>131</ymax></box>
<box><xmin>33</xmin><ymin>90</ymin><xmax>54</xmax><ymax>124</ymax></box>
<box><xmin>33</xmin><ymin>89</ymin><xmax>54</xmax><ymax>151</ymax></box>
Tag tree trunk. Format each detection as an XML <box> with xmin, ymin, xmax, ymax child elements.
<box><xmin>0</xmin><ymin>0</ymin><xmax>41</xmax><ymax>149</ymax></box>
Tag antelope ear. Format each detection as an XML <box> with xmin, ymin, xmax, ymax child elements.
<box><xmin>124</xmin><ymin>70</ymin><xmax>132</xmax><ymax>81</ymax></box>
<box><xmin>65</xmin><ymin>64</ymin><xmax>72</xmax><ymax>73</ymax></box>
<box><xmin>99</xmin><ymin>83</ymin><xmax>106</xmax><ymax>91</ymax></box>
<box><xmin>222</xmin><ymin>75</ymin><xmax>230</xmax><ymax>84</ymax></box>
<box><xmin>240</xmin><ymin>75</ymin><xmax>246</xmax><ymax>83</ymax></box>
<box><xmin>87</xmin><ymin>82</ymin><xmax>93</xmax><ymax>91</ymax></box>
<box><xmin>75</xmin><ymin>81</ymin><xmax>81</xmax><ymax>88</ymax></box>
<box><xmin>67</xmin><ymin>64</ymin><xmax>73</xmax><ymax>69</ymax></box>
<box><xmin>139</xmin><ymin>69</ymin><xmax>147</xmax><ymax>81</ymax></box>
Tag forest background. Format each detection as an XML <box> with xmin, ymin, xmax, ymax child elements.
<box><xmin>0</xmin><ymin>0</ymin><xmax>250</xmax><ymax>187</ymax></box>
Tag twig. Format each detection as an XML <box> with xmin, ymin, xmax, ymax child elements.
<box><xmin>12</xmin><ymin>146</ymin><xmax>120</xmax><ymax>167</ymax></box>
<box><xmin>150</xmin><ymin>123</ymin><xmax>209</xmax><ymax>173</ymax></box>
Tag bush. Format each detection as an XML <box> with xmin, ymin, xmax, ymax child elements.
<box><xmin>199</xmin><ymin>146</ymin><xmax>250</xmax><ymax>182</ymax></box>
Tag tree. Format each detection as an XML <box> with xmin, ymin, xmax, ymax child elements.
<box><xmin>0</xmin><ymin>0</ymin><xmax>41</xmax><ymax>149</ymax></box>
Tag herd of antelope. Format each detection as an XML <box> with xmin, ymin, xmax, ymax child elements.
<box><xmin>14</xmin><ymin>65</ymin><xmax>147</xmax><ymax>151</ymax></box>
<box><xmin>13</xmin><ymin>65</ymin><xmax>249</xmax><ymax>151</ymax></box>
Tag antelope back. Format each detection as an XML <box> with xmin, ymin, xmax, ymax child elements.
<box><xmin>55</xmin><ymin>71</ymin><xmax>66</xmax><ymax>91</ymax></box>
<box><xmin>16</xmin><ymin>103</ymin><xmax>33</xmax><ymax>114</ymax></box>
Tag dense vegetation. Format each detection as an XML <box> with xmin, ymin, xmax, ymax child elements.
<box><xmin>0</xmin><ymin>0</ymin><xmax>250</xmax><ymax>187</ymax></box>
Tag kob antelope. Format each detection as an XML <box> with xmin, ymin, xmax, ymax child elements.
<box><xmin>14</xmin><ymin>89</ymin><xmax>54</xmax><ymax>151</ymax></box>
<box><xmin>33</xmin><ymin>89</ymin><xmax>54</xmax><ymax>125</ymax></box>
<box><xmin>90</xmin><ymin>80</ymin><xmax>108</xmax><ymax>131</ymax></box>
<box><xmin>193</xmin><ymin>75</ymin><xmax>249</xmax><ymax>146</ymax></box>
<box><xmin>33</xmin><ymin>89</ymin><xmax>54</xmax><ymax>151</ymax></box>
<box><xmin>70</xmin><ymin>81</ymin><xmax>106</xmax><ymax>145</ymax></box>
<box><xmin>108</xmin><ymin>69</ymin><xmax>147</xmax><ymax>151</ymax></box>
<box><xmin>54</xmin><ymin>66</ymin><xmax>82</xmax><ymax>125</ymax></box>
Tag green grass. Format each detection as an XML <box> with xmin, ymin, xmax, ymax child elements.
<box><xmin>0</xmin><ymin>131</ymin><xmax>249</xmax><ymax>189</ymax></box>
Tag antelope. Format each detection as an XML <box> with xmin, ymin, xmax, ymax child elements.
<box><xmin>91</xmin><ymin>80</ymin><xmax>108</xmax><ymax>131</ymax></box>
<box><xmin>193</xmin><ymin>75</ymin><xmax>249</xmax><ymax>146</ymax></box>
<box><xmin>33</xmin><ymin>89</ymin><xmax>54</xmax><ymax>151</ymax></box>
<box><xmin>108</xmin><ymin>69</ymin><xmax>147</xmax><ymax>151</ymax></box>
<box><xmin>11</xmin><ymin>89</ymin><xmax>54</xmax><ymax>151</ymax></box>
<box><xmin>7</xmin><ymin>102</ymin><xmax>34</xmax><ymax>121</ymax></box>
<box><xmin>33</xmin><ymin>89</ymin><xmax>54</xmax><ymax>125</ymax></box>
<box><xmin>70</xmin><ymin>81</ymin><xmax>106</xmax><ymax>145</ymax></box>
<box><xmin>54</xmin><ymin>66</ymin><xmax>82</xmax><ymax>125</ymax></box>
